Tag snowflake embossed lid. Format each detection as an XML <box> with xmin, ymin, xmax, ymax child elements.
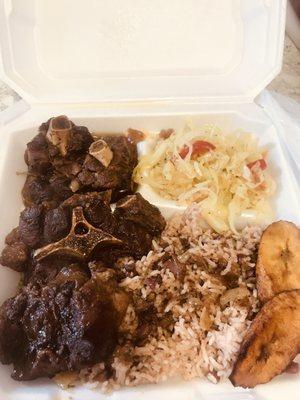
<box><xmin>0</xmin><ymin>0</ymin><xmax>286</xmax><ymax>103</ymax></box>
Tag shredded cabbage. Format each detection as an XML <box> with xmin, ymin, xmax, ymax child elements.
<box><xmin>134</xmin><ymin>124</ymin><xmax>276</xmax><ymax>232</ymax></box>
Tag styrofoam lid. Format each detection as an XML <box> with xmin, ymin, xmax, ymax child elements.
<box><xmin>0</xmin><ymin>0</ymin><xmax>286</xmax><ymax>104</ymax></box>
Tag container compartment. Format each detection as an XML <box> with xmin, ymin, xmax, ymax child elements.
<box><xmin>0</xmin><ymin>105</ymin><xmax>299</xmax><ymax>301</ymax></box>
<box><xmin>0</xmin><ymin>0</ymin><xmax>298</xmax><ymax>399</ymax></box>
<box><xmin>0</xmin><ymin>103</ymin><xmax>299</xmax><ymax>400</ymax></box>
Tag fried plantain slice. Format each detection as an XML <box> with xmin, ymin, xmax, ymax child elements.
<box><xmin>229</xmin><ymin>290</ymin><xmax>300</xmax><ymax>388</ymax></box>
<box><xmin>256</xmin><ymin>221</ymin><xmax>300</xmax><ymax>303</ymax></box>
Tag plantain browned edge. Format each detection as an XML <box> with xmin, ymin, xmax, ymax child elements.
<box><xmin>256</xmin><ymin>221</ymin><xmax>300</xmax><ymax>304</ymax></box>
<box><xmin>229</xmin><ymin>289</ymin><xmax>300</xmax><ymax>388</ymax></box>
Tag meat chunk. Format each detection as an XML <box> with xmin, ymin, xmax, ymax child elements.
<box><xmin>0</xmin><ymin>228</ymin><xmax>29</xmax><ymax>272</ymax></box>
<box><xmin>23</xmin><ymin>118</ymin><xmax>137</xmax><ymax>206</ymax></box>
<box><xmin>0</xmin><ymin>242</ymin><xmax>28</xmax><ymax>272</ymax></box>
<box><xmin>2</xmin><ymin>191</ymin><xmax>165</xmax><ymax>275</ymax></box>
<box><xmin>114</xmin><ymin>193</ymin><xmax>165</xmax><ymax>235</ymax></box>
<box><xmin>23</xmin><ymin>117</ymin><xmax>94</xmax><ymax>207</ymax></box>
<box><xmin>75</xmin><ymin>267</ymin><xmax>129</xmax><ymax>359</ymax></box>
<box><xmin>41</xmin><ymin>116</ymin><xmax>93</xmax><ymax>159</ymax></box>
<box><xmin>20</xmin><ymin>192</ymin><xmax>117</xmax><ymax>251</ymax></box>
<box><xmin>114</xmin><ymin>194</ymin><xmax>166</xmax><ymax>258</ymax></box>
<box><xmin>22</xmin><ymin>175</ymin><xmax>54</xmax><ymax>207</ymax></box>
<box><xmin>48</xmin><ymin>175</ymin><xmax>73</xmax><ymax>202</ymax></box>
<box><xmin>132</xmin><ymin>299</ymin><xmax>158</xmax><ymax>346</ymax></box>
<box><xmin>22</xmin><ymin>174</ymin><xmax>72</xmax><ymax>209</ymax></box>
<box><xmin>23</xmin><ymin>258</ymin><xmax>70</xmax><ymax>287</ymax></box>
<box><xmin>78</xmin><ymin>155</ymin><xmax>118</xmax><ymax>187</ymax></box>
<box><xmin>19</xmin><ymin>206</ymin><xmax>44</xmax><ymax>248</ymax></box>
<box><xmin>116</xmin><ymin>222</ymin><xmax>153</xmax><ymax>259</ymax></box>
<box><xmin>61</xmin><ymin>192</ymin><xmax>116</xmax><ymax>234</ymax></box>
<box><xmin>43</xmin><ymin>207</ymin><xmax>71</xmax><ymax>244</ymax></box>
<box><xmin>41</xmin><ymin>192</ymin><xmax>165</xmax><ymax>263</ymax></box>
<box><xmin>5</xmin><ymin>228</ymin><xmax>21</xmax><ymax>245</ymax></box>
<box><xmin>0</xmin><ymin>264</ymin><xmax>129</xmax><ymax>380</ymax></box>
<box><xmin>78</xmin><ymin>136</ymin><xmax>138</xmax><ymax>200</ymax></box>
<box><xmin>24</xmin><ymin>132</ymin><xmax>51</xmax><ymax>175</ymax></box>
<box><xmin>115</xmin><ymin>194</ymin><xmax>165</xmax><ymax>258</ymax></box>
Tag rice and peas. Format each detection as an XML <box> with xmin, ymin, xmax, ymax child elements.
<box><xmin>75</xmin><ymin>206</ymin><xmax>262</xmax><ymax>390</ymax></box>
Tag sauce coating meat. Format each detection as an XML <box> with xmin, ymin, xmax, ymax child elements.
<box><xmin>1</xmin><ymin>192</ymin><xmax>165</xmax><ymax>273</ymax></box>
<box><xmin>0</xmin><ymin>117</ymin><xmax>165</xmax><ymax>381</ymax></box>
<box><xmin>0</xmin><ymin>264</ymin><xmax>128</xmax><ymax>380</ymax></box>
<box><xmin>22</xmin><ymin>116</ymin><xmax>138</xmax><ymax>207</ymax></box>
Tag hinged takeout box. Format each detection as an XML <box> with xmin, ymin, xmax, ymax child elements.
<box><xmin>0</xmin><ymin>1</ymin><xmax>299</xmax><ymax>399</ymax></box>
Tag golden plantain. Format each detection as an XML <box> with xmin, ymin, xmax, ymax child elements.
<box><xmin>229</xmin><ymin>290</ymin><xmax>300</xmax><ymax>388</ymax></box>
<box><xmin>256</xmin><ymin>221</ymin><xmax>300</xmax><ymax>303</ymax></box>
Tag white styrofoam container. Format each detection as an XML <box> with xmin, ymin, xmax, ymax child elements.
<box><xmin>0</xmin><ymin>1</ymin><xmax>299</xmax><ymax>400</ymax></box>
